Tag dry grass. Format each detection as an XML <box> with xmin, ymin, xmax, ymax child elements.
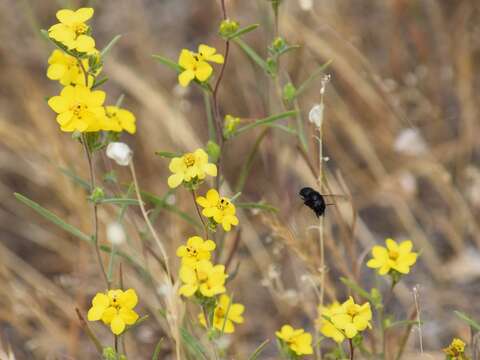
<box><xmin>0</xmin><ymin>0</ymin><xmax>479</xmax><ymax>359</ymax></box>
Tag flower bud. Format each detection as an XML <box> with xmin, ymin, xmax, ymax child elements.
<box><xmin>282</xmin><ymin>83</ymin><xmax>296</xmax><ymax>102</ymax></box>
<box><xmin>223</xmin><ymin>114</ymin><xmax>241</xmax><ymax>139</ymax></box>
<box><xmin>106</xmin><ymin>142</ymin><xmax>132</xmax><ymax>166</ymax></box>
<box><xmin>90</xmin><ymin>187</ymin><xmax>105</xmax><ymax>203</ymax></box>
<box><xmin>272</xmin><ymin>37</ymin><xmax>286</xmax><ymax>52</ymax></box>
<box><xmin>107</xmin><ymin>222</ymin><xmax>126</xmax><ymax>246</ymax></box>
<box><xmin>308</xmin><ymin>104</ymin><xmax>324</xmax><ymax>128</ymax></box>
<box><xmin>219</xmin><ymin>19</ymin><xmax>240</xmax><ymax>38</ymax></box>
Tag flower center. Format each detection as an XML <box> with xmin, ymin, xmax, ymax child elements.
<box><xmin>215</xmin><ymin>306</ymin><xmax>225</xmax><ymax>318</ymax></box>
<box><xmin>71</xmin><ymin>103</ymin><xmax>87</xmax><ymax>117</ymax></box>
<box><xmin>217</xmin><ymin>198</ymin><xmax>230</xmax><ymax>210</ymax></box>
<box><xmin>73</xmin><ymin>22</ymin><xmax>88</xmax><ymax>36</ymax></box>
<box><xmin>183</xmin><ymin>153</ymin><xmax>196</xmax><ymax>167</ymax></box>
<box><xmin>186</xmin><ymin>246</ymin><xmax>198</xmax><ymax>257</ymax></box>
<box><xmin>388</xmin><ymin>249</ymin><xmax>399</xmax><ymax>260</ymax></box>
<box><xmin>346</xmin><ymin>305</ymin><xmax>357</xmax><ymax>317</ymax></box>
<box><xmin>106</xmin><ymin>110</ymin><xmax>117</xmax><ymax>118</ymax></box>
<box><xmin>110</xmin><ymin>295</ymin><xmax>121</xmax><ymax>310</ymax></box>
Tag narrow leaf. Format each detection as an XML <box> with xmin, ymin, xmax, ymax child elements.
<box><xmin>233</xmin><ymin>38</ymin><xmax>268</xmax><ymax>72</ymax></box>
<box><xmin>152</xmin><ymin>338</ymin><xmax>164</xmax><ymax>360</ymax></box>
<box><xmin>454</xmin><ymin>311</ymin><xmax>480</xmax><ymax>331</ymax></box>
<box><xmin>152</xmin><ymin>55</ymin><xmax>181</xmax><ymax>72</ymax></box>
<box><xmin>294</xmin><ymin>60</ymin><xmax>333</xmax><ymax>100</ymax></box>
<box><xmin>248</xmin><ymin>339</ymin><xmax>270</xmax><ymax>360</ymax></box>
<box><xmin>227</xmin><ymin>24</ymin><xmax>259</xmax><ymax>40</ymax></box>
<box><xmin>14</xmin><ymin>192</ymin><xmax>91</xmax><ymax>243</ymax></box>
<box><xmin>340</xmin><ymin>277</ymin><xmax>374</xmax><ymax>302</ymax></box>
<box><xmin>91</xmin><ymin>77</ymin><xmax>108</xmax><ymax>89</ymax></box>
<box><xmin>100</xmin><ymin>34</ymin><xmax>122</xmax><ymax>58</ymax></box>
<box><xmin>59</xmin><ymin>167</ymin><xmax>91</xmax><ymax>190</ymax></box>
<box><xmin>97</xmin><ymin>198</ymin><xmax>141</xmax><ymax>206</ymax></box>
<box><xmin>155</xmin><ymin>151</ymin><xmax>180</xmax><ymax>159</ymax></box>
<box><xmin>180</xmin><ymin>327</ymin><xmax>208</xmax><ymax>360</ymax></box>
<box><xmin>235</xmin><ymin>110</ymin><xmax>298</xmax><ymax>135</ymax></box>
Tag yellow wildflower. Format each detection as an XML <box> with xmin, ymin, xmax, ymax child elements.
<box><xmin>322</xmin><ymin>297</ymin><xmax>372</xmax><ymax>340</ymax></box>
<box><xmin>179</xmin><ymin>260</ymin><xmax>227</xmax><ymax>297</ymax></box>
<box><xmin>176</xmin><ymin>236</ymin><xmax>216</xmax><ymax>267</ymax></box>
<box><xmin>443</xmin><ymin>338</ymin><xmax>468</xmax><ymax>360</ymax></box>
<box><xmin>167</xmin><ymin>149</ymin><xmax>217</xmax><ymax>188</ymax></box>
<box><xmin>177</xmin><ymin>44</ymin><xmax>224</xmax><ymax>87</ymax></box>
<box><xmin>198</xmin><ymin>294</ymin><xmax>245</xmax><ymax>333</ymax></box>
<box><xmin>87</xmin><ymin>288</ymin><xmax>139</xmax><ymax>335</ymax></box>
<box><xmin>48</xmin><ymin>85</ymin><xmax>106</xmax><ymax>132</ymax></box>
<box><xmin>48</xmin><ymin>8</ymin><xmax>96</xmax><ymax>54</ymax></box>
<box><xmin>47</xmin><ymin>49</ymin><xmax>96</xmax><ymax>86</ymax></box>
<box><xmin>103</xmin><ymin>106</ymin><xmax>137</xmax><ymax>134</ymax></box>
<box><xmin>367</xmin><ymin>238</ymin><xmax>418</xmax><ymax>275</ymax></box>
<box><xmin>317</xmin><ymin>302</ymin><xmax>346</xmax><ymax>343</ymax></box>
<box><xmin>196</xmin><ymin>189</ymin><xmax>239</xmax><ymax>232</ymax></box>
<box><xmin>276</xmin><ymin>325</ymin><xmax>313</xmax><ymax>356</ymax></box>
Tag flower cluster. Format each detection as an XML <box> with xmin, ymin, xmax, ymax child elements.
<box><xmin>167</xmin><ymin>149</ymin><xmax>217</xmax><ymax>189</ymax></box>
<box><xmin>443</xmin><ymin>338</ymin><xmax>469</xmax><ymax>360</ymax></box>
<box><xmin>46</xmin><ymin>8</ymin><xmax>136</xmax><ymax>134</ymax></box>
<box><xmin>178</xmin><ymin>44</ymin><xmax>224</xmax><ymax>87</ymax></box>
<box><xmin>276</xmin><ymin>324</ymin><xmax>313</xmax><ymax>357</ymax></box>
<box><xmin>318</xmin><ymin>297</ymin><xmax>372</xmax><ymax>343</ymax></box>
<box><xmin>87</xmin><ymin>288</ymin><xmax>140</xmax><ymax>335</ymax></box>
<box><xmin>196</xmin><ymin>189</ymin><xmax>239</xmax><ymax>232</ymax></box>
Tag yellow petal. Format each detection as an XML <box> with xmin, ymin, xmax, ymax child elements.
<box><xmin>75</xmin><ymin>7</ymin><xmax>94</xmax><ymax>22</ymax></box>
<box><xmin>75</xmin><ymin>35</ymin><xmax>95</xmax><ymax>53</ymax></box>
<box><xmin>204</xmin><ymin>163</ymin><xmax>217</xmax><ymax>177</ymax></box>
<box><xmin>110</xmin><ymin>315</ymin><xmax>126</xmax><ymax>335</ymax></box>
<box><xmin>119</xmin><ymin>288</ymin><xmax>138</xmax><ymax>309</ymax></box>
<box><xmin>101</xmin><ymin>307</ymin><xmax>117</xmax><ymax>324</ymax></box>
<box><xmin>56</xmin><ymin>9</ymin><xmax>76</xmax><ymax>24</ymax></box>
<box><xmin>178</xmin><ymin>69</ymin><xmax>195</xmax><ymax>87</ymax></box>
<box><xmin>48</xmin><ymin>96</ymin><xmax>70</xmax><ymax>113</ymax></box>
<box><xmin>47</xmin><ymin>63</ymin><xmax>65</xmax><ymax>80</ymax></box>
<box><xmin>119</xmin><ymin>308</ymin><xmax>139</xmax><ymax>325</ymax></box>
<box><xmin>198</xmin><ymin>44</ymin><xmax>216</xmax><ymax>57</ymax></box>
<box><xmin>398</xmin><ymin>240</ymin><xmax>413</xmax><ymax>254</ymax></box>
<box><xmin>385</xmin><ymin>238</ymin><xmax>398</xmax><ymax>252</ymax></box>
<box><xmin>178</xmin><ymin>49</ymin><xmax>196</xmax><ymax>69</ymax></box>
<box><xmin>195</xmin><ymin>61</ymin><xmax>213</xmax><ymax>82</ymax></box>
<box><xmin>206</xmin><ymin>189</ymin><xmax>220</xmax><ymax>204</ymax></box>
<box><xmin>168</xmin><ymin>173</ymin><xmax>184</xmax><ymax>188</ymax></box>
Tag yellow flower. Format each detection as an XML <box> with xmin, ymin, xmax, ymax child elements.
<box><xmin>48</xmin><ymin>85</ymin><xmax>106</xmax><ymax>132</ymax></box>
<box><xmin>177</xmin><ymin>44</ymin><xmax>224</xmax><ymax>87</ymax></box>
<box><xmin>317</xmin><ymin>302</ymin><xmax>346</xmax><ymax>343</ymax></box>
<box><xmin>443</xmin><ymin>338</ymin><xmax>468</xmax><ymax>360</ymax></box>
<box><xmin>103</xmin><ymin>106</ymin><xmax>137</xmax><ymax>134</ymax></box>
<box><xmin>198</xmin><ymin>294</ymin><xmax>245</xmax><ymax>333</ymax></box>
<box><xmin>48</xmin><ymin>8</ymin><xmax>96</xmax><ymax>54</ymax></box>
<box><xmin>47</xmin><ymin>49</ymin><xmax>96</xmax><ymax>86</ymax></box>
<box><xmin>196</xmin><ymin>189</ymin><xmax>239</xmax><ymax>232</ymax></box>
<box><xmin>367</xmin><ymin>238</ymin><xmax>418</xmax><ymax>275</ymax></box>
<box><xmin>324</xmin><ymin>297</ymin><xmax>372</xmax><ymax>340</ymax></box>
<box><xmin>167</xmin><ymin>149</ymin><xmax>217</xmax><ymax>188</ymax></box>
<box><xmin>179</xmin><ymin>260</ymin><xmax>227</xmax><ymax>297</ymax></box>
<box><xmin>87</xmin><ymin>288</ymin><xmax>139</xmax><ymax>335</ymax></box>
<box><xmin>276</xmin><ymin>325</ymin><xmax>313</xmax><ymax>356</ymax></box>
<box><xmin>176</xmin><ymin>236</ymin><xmax>216</xmax><ymax>267</ymax></box>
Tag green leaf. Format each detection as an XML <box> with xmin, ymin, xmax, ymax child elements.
<box><xmin>100</xmin><ymin>34</ymin><xmax>122</xmax><ymax>58</ymax></box>
<box><xmin>91</xmin><ymin>76</ymin><xmax>108</xmax><ymax>89</ymax></box>
<box><xmin>233</xmin><ymin>38</ymin><xmax>268</xmax><ymax>72</ymax></box>
<box><xmin>59</xmin><ymin>167</ymin><xmax>91</xmax><ymax>190</ymax></box>
<box><xmin>180</xmin><ymin>327</ymin><xmax>208</xmax><ymax>360</ymax></box>
<box><xmin>152</xmin><ymin>54</ymin><xmax>181</xmax><ymax>72</ymax></box>
<box><xmin>294</xmin><ymin>60</ymin><xmax>332</xmax><ymax>100</ymax></box>
<box><xmin>236</xmin><ymin>202</ymin><xmax>278</xmax><ymax>213</ymax></box>
<box><xmin>14</xmin><ymin>192</ymin><xmax>91</xmax><ymax>243</ymax></box>
<box><xmin>155</xmin><ymin>151</ymin><xmax>180</xmax><ymax>159</ymax></box>
<box><xmin>227</xmin><ymin>24</ymin><xmax>259</xmax><ymax>40</ymax></box>
<box><xmin>340</xmin><ymin>277</ymin><xmax>374</xmax><ymax>302</ymax></box>
<box><xmin>248</xmin><ymin>339</ymin><xmax>270</xmax><ymax>360</ymax></box>
<box><xmin>235</xmin><ymin>110</ymin><xmax>298</xmax><ymax>135</ymax></box>
<box><xmin>123</xmin><ymin>315</ymin><xmax>149</xmax><ymax>334</ymax></box>
<box><xmin>454</xmin><ymin>311</ymin><xmax>480</xmax><ymax>331</ymax></box>
<box><xmin>151</xmin><ymin>338</ymin><xmax>164</xmax><ymax>360</ymax></box>
<box><xmin>97</xmin><ymin>198</ymin><xmax>141</xmax><ymax>206</ymax></box>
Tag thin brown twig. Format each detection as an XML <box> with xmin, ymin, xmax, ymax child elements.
<box><xmin>191</xmin><ymin>189</ymin><xmax>209</xmax><ymax>239</ymax></box>
<box><xmin>75</xmin><ymin>308</ymin><xmax>103</xmax><ymax>355</ymax></box>
<box><xmin>224</xmin><ymin>229</ymin><xmax>241</xmax><ymax>270</ymax></box>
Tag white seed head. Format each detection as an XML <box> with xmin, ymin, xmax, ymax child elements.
<box><xmin>106</xmin><ymin>222</ymin><xmax>126</xmax><ymax>245</ymax></box>
<box><xmin>394</xmin><ymin>128</ymin><xmax>428</xmax><ymax>156</ymax></box>
<box><xmin>308</xmin><ymin>103</ymin><xmax>324</xmax><ymax>128</ymax></box>
<box><xmin>106</xmin><ymin>142</ymin><xmax>133</xmax><ymax>166</ymax></box>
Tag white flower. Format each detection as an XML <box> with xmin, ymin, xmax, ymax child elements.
<box><xmin>106</xmin><ymin>222</ymin><xmax>126</xmax><ymax>245</ymax></box>
<box><xmin>394</xmin><ymin>128</ymin><xmax>428</xmax><ymax>156</ymax></box>
<box><xmin>106</xmin><ymin>142</ymin><xmax>133</xmax><ymax>166</ymax></box>
<box><xmin>298</xmin><ymin>0</ymin><xmax>313</xmax><ymax>11</ymax></box>
<box><xmin>308</xmin><ymin>103</ymin><xmax>324</xmax><ymax>128</ymax></box>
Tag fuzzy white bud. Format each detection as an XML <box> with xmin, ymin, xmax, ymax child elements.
<box><xmin>106</xmin><ymin>142</ymin><xmax>133</xmax><ymax>166</ymax></box>
<box><xmin>308</xmin><ymin>104</ymin><xmax>324</xmax><ymax>128</ymax></box>
<box><xmin>106</xmin><ymin>222</ymin><xmax>126</xmax><ymax>245</ymax></box>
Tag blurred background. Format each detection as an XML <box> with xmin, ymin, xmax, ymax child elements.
<box><xmin>1</xmin><ymin>0</ymin><xmax>480</xmax><ymax>358</ymax></box>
